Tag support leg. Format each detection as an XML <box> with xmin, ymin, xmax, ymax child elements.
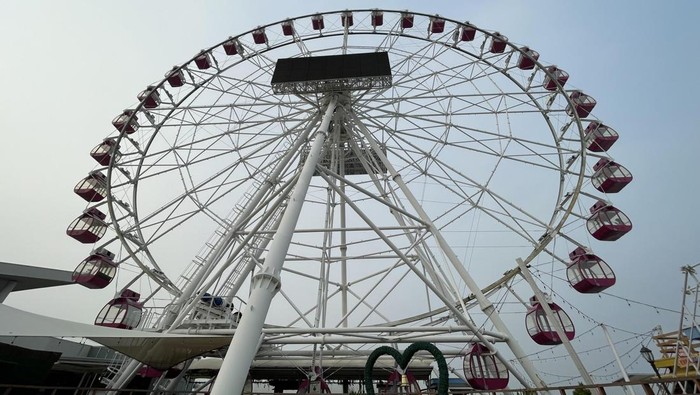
<box><xmin>210</xmin><ymin>96</ymin><xmax>338</xmax><ymax>395</ymax></box>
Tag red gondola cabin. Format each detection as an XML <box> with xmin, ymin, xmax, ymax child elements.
<box><xmin>165</xmin><ymin>67</ymin><xmax>185</xmax><ymax>87</ymax></box>
<box><xmin>429</xmin><ymin>16</ymin><xmax>445</xmax><ymax>34</ymax></box>
<box><xmin>74</xmin><ymin>171</ymin><xmax>107</xmax><ymax>202</ymax></box>
<box><xmin>517</xmin><ymin>47</ymin><xmax>540</xmax><ymax>70</ymax></box>
<box><xmin>252</xmin><ymin>28</ymin><xmax>267</xmax><ymax>44</ymax></box>
<box><xmin>137</xmin><ymin>366</ymin><xmax>163</xmax><ymax>378</ymax></box>
<box><xmin>526</xmin><ymin>296</ymin><xmax>575</xmax><ymax>345</ymax></box>
<box><xmin>489</xmin><ymin>33</ymin><xmax>508</xmax><ymax>54</ymax></box>
<box><xmin>566</xmin><ymin>90</ymin><xmax>596</xmax><ymax>118</ymax></box>
<box><xmin>137</xmin><ymin>86</ymin><xmax>160</xmax><ymax>109</ymax></box>
<box><xmin>311</xmin><ymin>14</ymin><xmax>324</xmax><ymax>30</ymax></box>
<box><xmin>194</xmin><ymin>51</ymin><xmax>212</xmax><ymax>70</ymax></box>
<box><xmin>341</xmin><ymin>12</ymin><xmax>353</xmax><ymax>27</ymax></box>
<box><xmin>112</xmin><ymin>110</ymin><xmax>139</xmax><ymax>134</ymax></box>
<box><xmin>463</xmin><ymin>343</ymin><xmax>509</xmax><ymax>390</ymax></box>
<box><xmin>223</xmin><ymin>38</ymin><xmax>240</xmax><ymax>55</ymax></box>
<box><xmin>72</xmin><ymin>248</ymin><xmax>118</xmax><ymax>289</ymax></box>
<box><xmin>592</xmin><ymin>158</ymin><xmax>633</xmax><ymax>193</ymax></box>
<box><xmin>585</xmin><ymin>121</ymin><xmax>619</xmax><ymax>152</ymax></box>
<box><xmin>401</xmin><ymin>13</ymin><xmax>414</xmax><ymax>29</ymax></box>
<box><xmin>460</xmin><ymin>23</ymin><xmax>476</xmax><ymax>41</ymax></box>
<box><xmin>371</xmin><ymin>10</ymin><xmax>383</xmax><ymax>27</ymax></box>
<box><xmin>90</xmin><ymin>139</ymin><xmax>120</xmax><ymax>166</ymax></box>
<box><xmin>94</xmin><ymin>289</ymin><xmax>143</xmax><ymax>329</ymax></box>
<box><xmin>542</xmin><ymin>66</ymin><xmax>569</xmax><ymax>91</ymax></box>
<box><xmin>567</xmin><ymin>247</ymin><xmax>616</xmax><ymax>293</ymax></box>
<box><xmin>66</xmin><ymin>207</ymin><xmax>107</xmax><ymax>244</ymax></box>
<box><xmin>281</xmin><ymin>20</ymin><xmax>294</xmax><ymax>36</ymax></box>
<box><xmin>298</xmin><ymin>377</ymin><xmax>331</xmax><ymax>394</ymax></box>
<box><xmin>587</xmin><ymin>201</ymin><xmax>632</xmax><ymax>241</ymax></box>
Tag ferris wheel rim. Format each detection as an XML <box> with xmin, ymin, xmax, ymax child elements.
<box><xmin>101</xmin><ymin>9</ymin><xmax>589</xmax><ymax>298</ymax></box>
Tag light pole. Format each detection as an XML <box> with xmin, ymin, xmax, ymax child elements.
<box><xmin>640</xmin><ymin>346</ymin><xmax>670</xmax><ymax>395</ymax></box>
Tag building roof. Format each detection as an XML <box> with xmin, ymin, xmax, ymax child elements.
<box><xmin>0</xmin><ymin>303</ymin><xmax>232</xmax><ymax>370</ymax></box>
<box><xmin>0</xmin><ymin>261</ymin><xmax>74</xmax><ymax>292</ymax></box>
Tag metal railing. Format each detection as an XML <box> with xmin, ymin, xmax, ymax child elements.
<box><xmin>1</xmin><ymin>377</ymin><xmax>699</xmax><ymax>395</ymax></box>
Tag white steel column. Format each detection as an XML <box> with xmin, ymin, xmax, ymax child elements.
<box><xmin>352</xmin><ymin>113</ymin><xmax>548</xmax><ymax>389</ymax></box>
<box><xmin>211</xmin><ymin>96</ymin><xmax>338</xmax><ymax>395</ymax></box>
<box><xmin>339</xmin><ymin>135</ymin><xmax>349</xmax><ymax>328</ymax></box>
<box><xmin>601</xmin><ymin>323</ymin><xmax>637</xmax><ymax>395</ymax></box>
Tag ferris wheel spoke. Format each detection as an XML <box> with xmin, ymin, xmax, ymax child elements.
<box><xmin>343</xmin><ymin>269</ymin><xmax>407</xmax><ymax>328</ymax></box>
<box><xmin>389</xmin><ymin>164</ymin><xmax>544</xmax><ymax>251</ymax></box>
<box><xmin>315</xmin><ymin>172</ymin><xmax>444</xmax><ymax>326</ymax></box>
<box><xmin>417</xmin><ymin>147</ymin><xmax>554</xmax><ymax>237</ymax></box>
<box><xmin>129</xmin><ymin>151</ymin><xmax>281</xmax><ymax>239</ymax></box>
<box><xmin>359</xmin><ymin>130</ymin><xmax>547</xmax><ymax>244</ymax></box>
<box><xmin>357</xmin><ymin>109</ymin><xmax>568</xmax><ymax>172</ymax></box>
<box><xmin>128</xmin><ymin>139</ymin><xmax>274</xmax><ymax>194</ymax></box>
<box><xmin>151</xmin><ymin>100</ymin><xmax>310</xmax><ymax>133</ymax></box>
<box><xmin>126</xmin><ymin>119</ymin><xmax>296</xmax><ymax>185</ymax></box>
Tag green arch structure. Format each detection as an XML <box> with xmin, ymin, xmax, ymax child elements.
<box><xmin>364</xmin><ymin>342</ymin><xmax>449</xmax><ymax>395</ymax></box>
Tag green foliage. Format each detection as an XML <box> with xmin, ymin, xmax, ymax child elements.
<box><xmin>572</xmin><ymin>383</ymin><xmax>592</xmax><ymax>395</ymax></box>
<box><xmin>363</xmin><ymin>342</ymin><xmax>448</xmax><ymax>395</ymax></box>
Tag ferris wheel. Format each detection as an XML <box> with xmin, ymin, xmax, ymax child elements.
<box><xmin>66</xmin><ymin>9</ymin><xmax>633</xmax><ymax>392</ymax></box>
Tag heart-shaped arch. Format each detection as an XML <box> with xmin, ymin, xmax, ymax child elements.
<box><xmin>363</xmin><ymin>342</ymin><xmax>449</xmax><ymax>395</ymax></box>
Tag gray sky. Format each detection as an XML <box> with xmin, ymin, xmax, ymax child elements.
<box><xmin>1</xmin><ymin>0</ymin><xmax>699</xmax><ymax>386</ymax></box>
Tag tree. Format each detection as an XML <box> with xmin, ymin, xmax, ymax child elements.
<box><xmin>573</xmin><ymin>383</ymin><xmax>592</xmax><ymax>395</ymax></box>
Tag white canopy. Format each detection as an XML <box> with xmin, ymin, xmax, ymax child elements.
<box><xmin>0</xmin><ymin>304</ymin><xmax>230</xmax><ymax>369</ymax></box>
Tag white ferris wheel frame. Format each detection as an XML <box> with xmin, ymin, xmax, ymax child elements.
<box><xmin>85</xmin><ymin>9</ymin><xmax>610</xmax><ymax>392</ymax></box>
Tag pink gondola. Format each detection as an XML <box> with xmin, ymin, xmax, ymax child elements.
<box><xmin>252</xmin><ymin>28</ymin><xmax>267</xmax><ymax>44</ymax></box>
<box><xmin>74</xmin><ymin>171</ymin><xmax>107</xmax><ymax>202</ymax></box>
<box><xmin>223</xmin><ymin>38</ymin><xmax>240</xmax><ymax>55</ymax></box>
<box><xmin>401</xmin><ymin>13</ymin><xmax>414</xmax><ymax>29</ymax></box>
<box><xmin>94</xmin><ymin>289</ymin><xmax>143</xmax><ymax>330</ymax></box>
<box><xmin>311</xmin><ymin>14</ymin><xmax>324</xmax><ymax>30</ymax></box>
<box><xmin>72</xmin><ymin>248</ymin><xmax>117</xmax><ymax>289</ymax></box>
<box><xmin>587</xmin><ymin>201</ymin><xmax>632</xmax><ymax>241</ymax></box>
<box><xmin>137</xmin><ymin>86</ymin><xmax>160</xmax><ymax>109</ymax></box>
<box><xmin>592</xmin><ymin>158</ymin><xmax>632</xmax><ymax>193</ymax></box>
<box><xmin>566</xmin><ymin>90</ymin><xmax>597</xmax><ymax>118</ymax></box>
<box><xmin>526</xmin><ymin>296</ymin><xmax>575</xmax><ymax>345</ymax></box>
<box><xmin>460</xmin><ymin>23</ymin><xmax>476</xmax><ymax>41</ymax></box>
<box><xmin>137</xmin><ymin>366</ymin><xmax>163</xmax><ymax>378</ymax></box>
<box><xmin>298</xmin><ymin>366</ymin><xmax>331</xmax><ymax>394</ymax></box>
<box><xmin>66</xmin><ymin>207</ymin><xmax>107</xmax><ymax>244</ymax></box>
<box><xmin>489</xmin><ymin>33</ymin><xmax>508</xmax><ymax>53</ymax></box>
<box><xmin>341</xmin><ymin>11</ymin><xmax>353</xmax><ymax>27</ymax></box>
<box><xmin>463</xmin><ymin>343</ymin><xmax>509</xmax><ymax>390</ymax></box>
<box><xmin>542</xmin><ymin>66</ymin><xmax>569</xmax><ymax>91</ymax></box>
<box><xmin>371</xmin><ymin>10</ymin><xmax>384</xmax><ymax>27</ymax></box>
<box><xmin>281</xmin><ymin>20</ymin><xmax>294</xmax><ymax>36</ymax></box>
<box><xmin>165</xmin><ymin>66</ymin><xmax>185</xmax><ymax>87</ymax></box>
<box><xmin>517</xmin><ymin>47</ymin><xmax>540</xmax><ymax>70</ymax></box>
<box><xmin>429</xmin><ymin>16</ymin><xmax>445</xmax><ymax>34</ymax></box>
<box><xmin>112</xmin><ymin>110</ymin><xmax>139</xmax><ymax>134</ymax></box>
<box><xmin>194</xmin><ymin>51</ymin><xmax>212</xmax><ymax>70</ymax></box>
<box><xmin>567</xmin><ymin>247</ymin><xmax>615</xmax><ymax>293</ymax></box>
<box><xmin>90</xmin><ymin>139</ymin><xmax>120</xmax><ymax>166</ymax></box>
<box><xmin>584</xmin><ymin>121</ymin><xmax>619</xmax><ymax>152</ymax></box>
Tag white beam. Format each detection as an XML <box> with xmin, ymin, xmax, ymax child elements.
<box><xmin>210</xmin><ymin>95</ymin><xmax>338</xmax><ymax>395</ymax></box>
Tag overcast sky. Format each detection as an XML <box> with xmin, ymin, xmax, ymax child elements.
<box><xmin>1</xmin><ymin>0</ymin><xmax>699</xmax><ymax>386</ymax></box>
